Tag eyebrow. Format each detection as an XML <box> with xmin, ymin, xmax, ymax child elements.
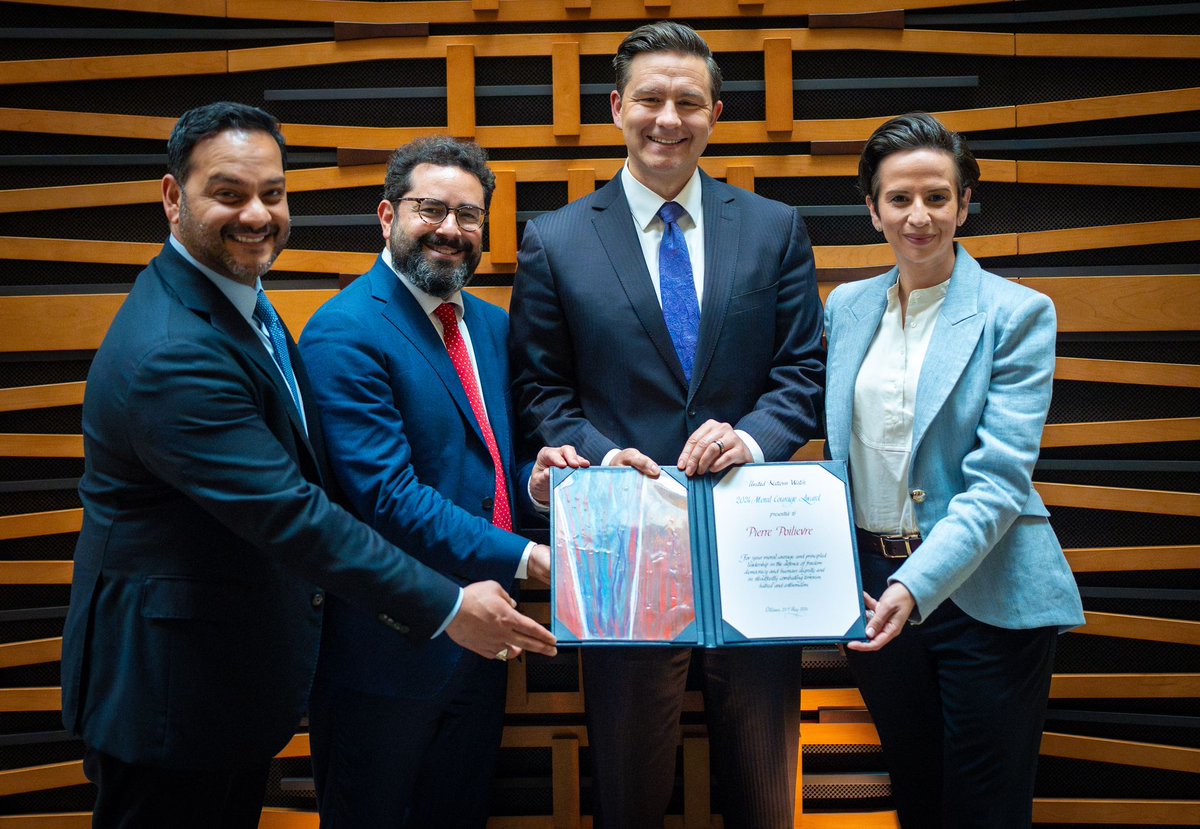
<box><xmin>204</xmin><ymin>173</ymin><xmax>287</xmax><ymax>188</ymax></box>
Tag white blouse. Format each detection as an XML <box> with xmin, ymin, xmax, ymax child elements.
<box><xmin>849</xmin><ymin>278</ymin><xmax>949</xmax><ymax>534</ymax></box>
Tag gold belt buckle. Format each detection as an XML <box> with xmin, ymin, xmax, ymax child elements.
<box><xmin>879</xmin><ymin>535</ymin><xmax>918</xmax><ymax>559</ymax></box>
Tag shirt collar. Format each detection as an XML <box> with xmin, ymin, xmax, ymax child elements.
<box><xmin>621</xmin><ymin>163</ymin><xmax>703</xmax><ymax>232</ymax></box>
<box><xmin>381</xmin><ymin>246</ymin><xmax>464</xmax><ymax>320</ymax></box>
<box><xmin>168</xmin><ymin>234</ymin><xmax>261</xmax><ymax>325</ymax></box>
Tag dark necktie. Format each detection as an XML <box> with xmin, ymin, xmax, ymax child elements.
<box><xmin>657</xmin><ymin>201</ymin><xmax>700</xmax><ymax>382</ymax></box>
<box><xmin>253</xmin><ymin>289</ymin><xmax>305</xmax><ymax>429</ymax></box>
<box><xmin>433</xmin><ymin>302</ymin><xmax>512</xmax><ymax>532</ymax></box>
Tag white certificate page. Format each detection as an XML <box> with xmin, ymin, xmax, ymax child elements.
<box><xmin>711</xmin><ymin>464</ymin><xmax>861</xmax><ymax>639</ymax></box>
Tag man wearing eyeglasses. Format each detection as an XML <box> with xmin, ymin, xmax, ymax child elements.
<box><xmin>299</xmin><ymin>136</ymin><xmax>584</xmax><ymax>828</ymax></box>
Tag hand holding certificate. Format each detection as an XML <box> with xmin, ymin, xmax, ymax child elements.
<box><xmin>550</xmin><ymin>461</ymin><xmax>867</xmax><ymax>646</ymax></box>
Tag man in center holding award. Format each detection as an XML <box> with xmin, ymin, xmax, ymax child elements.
<box><xmin>510</xmin><ymin>21</ymin><xmax>826</xmax><ymax>829</ymax></box>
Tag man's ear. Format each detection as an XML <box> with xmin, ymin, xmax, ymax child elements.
<box><xmin>610</xmin><ymin>89</ymin><xmax>623</xmax><ymax>128</ymax></box>
<box><xmin>378</xmin><ymin>199</ymin><xmax>395</xmax><ymax>243</ymax></box>
<box><xmin>162</xmin><ymin>175</ymin><xmax>182</xmax><ymax>227</ymax></box>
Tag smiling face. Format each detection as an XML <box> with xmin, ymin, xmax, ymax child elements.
<box><xmin>162</xmin><ymin>129</ymin><xmax>290</xmax><ymax>287</ymax></box>
<box><xmin>380</xmin><ymin>162</ymin><xmax>485</xmax><ymax>299</ymax></box>
<box><xmin>866</xmin><ymin>147</ymin><xmax>971</xmax><ymax>288</ymax></box>
<box><xmin>611</xmin><ymin>51</ymin><xmax>723</xmax><ymax>200</ymax></box>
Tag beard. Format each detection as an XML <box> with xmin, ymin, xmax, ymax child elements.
<box><xmin>389</xmin><ymin>222</ymin><xmax>479</xmax><ymax>299</ymax></box>
<box><xmin>177</xmin><ymin>191</ymin><xmax>289</xmax><ymax>283</ymax></box>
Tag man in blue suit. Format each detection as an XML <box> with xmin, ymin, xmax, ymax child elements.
<box><xmin>300</xmin><ymin>136</ymin><xmax>583</xmax><ymax>828</ymax></box>
<box><xmin>509</xmin><ymin>23</ymin><xmax>825</xmax><ymax>829</ymax></box>
<box><xmin>61</xmin><ymin>104</ymin><xmax>556</xmax><ymax>829</ymax></box>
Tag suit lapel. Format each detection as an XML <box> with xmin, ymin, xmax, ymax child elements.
<box><xmin>692</xmin><ymin>173</ymin><xmax>737</xmax><ymax>401</ymax></box>
<box><xmin>591</xmin><ymin>177</ymin><xmax>689</xmax><ymax>389</ymax></box>
<box><xmin>826</xmin><ymin>273</ymin><xmax>891</xmax><ymax>461</ymax></box>
<box><xmin>373</xmin><ymin>259</ymin><xmax>489</xmax><ymax>449</ymax></box>
<box><xmin>158</xmin><ymin>243</ymin><xmax>317</xmax><ymax>460</ymax></box>
<box><xmin>912</xmin><ymin>247</ymin><xmax>986</xmax><ymax>453</ymax></box>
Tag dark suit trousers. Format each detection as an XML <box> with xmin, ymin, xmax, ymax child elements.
<box><xmin>582</xmin><ymin>644</ymin><xmax>802</xmax><ymax>829</ymax></box>
<box><xmin>309</xmin><ymin>654</ymin><xmax>507</xmax><ymax>829</ymax></box>
<box><xmin>846</xmin><ymin>547</ymin><xmax>1058</xmax><ymax>829</ymax></box>
<box><xmin>83</xmin><ymin>747</ymin><xmax>268</xmax><ymax>829</ymax></box>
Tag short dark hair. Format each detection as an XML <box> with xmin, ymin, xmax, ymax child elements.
<box><xmin>857</xmin><ymin>112</ymin><xmax>980</xmax><ymax>204</ymax></box>
<box><xmin>613</xmin><ymin>21</ymin><xmax>722</xmax><ymax>104</ymax></box>
<box><xmin>166</xmin><ymin>102</ymin><xmax>286</xmax><ymax>183</ymax></box>
<box><xmin>382</xmin><ymin>136</ymin><xmax>496</xmax><ymax>209</ymax></box>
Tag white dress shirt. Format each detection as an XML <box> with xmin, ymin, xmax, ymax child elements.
<box><xmin>606</xmin><ymin>164</ymin><xmax>764</xmax><ymax>464</ymax></box>
<box><xmin>850</xmin><ymin>278</ymin><xmax>949</xmax><ymax>534</ymax></box>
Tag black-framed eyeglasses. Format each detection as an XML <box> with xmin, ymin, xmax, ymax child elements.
<box><xmin>396</xmin><ymin>197</ymin><xmax>487</xmax><ymax>232</ymax></box>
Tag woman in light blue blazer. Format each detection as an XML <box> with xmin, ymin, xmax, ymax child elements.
<box><xmin>824</xmin><ymin>113</ymin><xmax>1084</xmax><ymax>828</ymax></box>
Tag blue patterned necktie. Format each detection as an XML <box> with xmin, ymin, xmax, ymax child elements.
<box><xmin>657</xmin><ymin>201</ymin><xmax>700</xmax><ymax>382</ymax></box>
<box><xmin>253</xmin><ymin>289</ymin><xmax>305</xmax><ymax>427</ymax></box>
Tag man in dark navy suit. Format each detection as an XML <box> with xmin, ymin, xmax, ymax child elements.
<box><xmin>61</xmin><ymin>103</ymin><xmax>556</xmax><ymax>829</ymax></box>
<box><xmin>300</xmin><ymin>136</ymin><xmax>585</xmax><ymax>827</ymax></box>
<box><xmin>510</xmin><ymin>23</ymin><xmax>825</xmax><ymax>829</ymax></box>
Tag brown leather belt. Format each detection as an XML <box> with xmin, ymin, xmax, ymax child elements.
<box><xmin>856</xmin><ymin>527</ymin><xmax>922</xmax><ymax>560</ymax></box>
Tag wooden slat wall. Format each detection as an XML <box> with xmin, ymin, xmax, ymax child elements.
<box><xmin>0</xmin><ymin>2</ymin><xmax>1197</xmax><ymax>827</ymax></box>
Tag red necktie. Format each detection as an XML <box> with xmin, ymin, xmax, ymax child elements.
<box><xmin>434</xmin><ymin>302</ymin><xmax>512</xmax><ymax>531</ymax></box>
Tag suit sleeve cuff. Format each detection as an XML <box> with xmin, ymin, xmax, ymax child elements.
<box><xmin>431</xmin><ymin>587</ymin><xmax>465</xmax><ymax>639</ymax></box>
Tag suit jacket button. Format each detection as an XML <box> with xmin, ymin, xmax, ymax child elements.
<box><xmin>311</xmin><ymin>592</ymin><xmax>324</xmax><ymax>608</ymax></box>
<box><xmin>688</xmin><ymin>408</ymin><xmax>697</xmax><ymax>417</ymax></box>
<box><xmin>910</xmin><ymin>489</ymin><xmax>927</xmax><ymax>503</ymax></box>
<box><xmin>482</xmin><ymin>497</ymin><xmax>494</xmax><ymax>512</ymax></box>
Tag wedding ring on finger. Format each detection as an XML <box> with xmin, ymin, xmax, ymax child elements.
<box><xmin>714</xmin><ymin>439</ymin><xmax>725</xmax><ymax>454</ymax></box>
<box><xmin>495</xmin><ymin>648</ymin><xmax>509</xmax><ymax>662</ymax></box>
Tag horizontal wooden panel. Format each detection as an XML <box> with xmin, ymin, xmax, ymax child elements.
<box><xmin>1020</xmin><ymin>218</ymin><xmax>1200</xmax><ymax>256</ymax></box>
<box><xmin>1050</xmin><ymin>672</ymin><xmax>1200</xmax><ymax>699</ymax></box>
<box><xmin>1026</xmin><ymin>275</ymin><xmax>1200</xmax><ymax>333</ymax></box>
<box><xmin>0</xmin><ymin>561</ymin><xmax>74</xmax><ymax>585</ymax></box>
<box><xmin>1018</xmin><ymin>160</ymin><xmax>1200</xmax><ymax>189</ymax></box>
<box><xmin>0</xmin><ymin>687</ymin><xmax>59</xmax><ymax>712</ymax></box>
<box><xmin>1016</xmin><ymin>33</ymin><xmax>1200</xmax><ymax>60</ymax></box>
<box><xmin>1018</xmin><ymin>87</ymin><xmax>1200</xmax><ymax>128</ymax></box>
<box><xmin>0</xmin><ymin>638</ymin><xmax>61</xmax><ymax>670</ymax></box>
<box><xmin>0</xmin><ymin>51</ymin><xmax>227</xmax><ymax>86</ymax></box>
<box><xmin>0</xmin><ymin>508</ymin><xmax>82</xmax><ymax>541</ymax></box>
<box><xmin>1033</xmin><ymin>798</ymin><xmax>1200</xmax><ymax>825</ymax></box>
<box><xmin>0</xmin><ymin>154</ymin><xmax>1008</xmax><ymax>214</ymax></box>
<box><xmin>0</xmin><ymin>812</ymin><xmax>91</xmax><ymax>828</ymax></box>
<box><xmin>258</xmin><ymin>810</ymin><xmax>320</xmax><ymax>829</ymax></box>
<box><xmin>1055</xmin><ymin>357</ymin><xmax>1200</xmax><ymax>388</ymax></box>
<box><xmin>1065</xmin><ymin>546</ymin><xmax>1200</xmax><ymax>573</ymax></box>
<box><xmin>1040</xmin><ymin>732</ymin><xmax>1199</xmax><ymax>773</ymax></box>
<box><xmin>0</xmin><ymin>433</ymin><xmax>83</xmax><ymax>459</ymax></box>
<box><xmin>227</xmin><ymin>28</ymin><xmax>1012</xmax><ymax>73</ymax></box>
<box><xmin>0</xmin><ymin>382</ymin><xmax>85</xmax><ymax>413</ymax></box>
<box><xmin>1035</xmin><ymin>482</ymin><xmax>1200</xmax><ymax>517</ymax></box>
<box><xmin>224</xmin><ymin>0</ymin><xmax>1000</xmax><ymax>24</ymax></box>
<box><xmin>2</xmin><ymin>0</ymin><xmax>223</xmax><ymax>14</ymax></box>
<box><xmin>0</xmin><ymin>107</ymin><xmax>175</xmax><ymax>141</ymax></box>
<box><xmin>1079</xmin><ymin>612</ymin><xmax>1200</xmax><ymax>646</ymax></box>
<box><xmin>0</xmin><ymin>760</ymin><xmax>85</xmax><ymax>799</ymax></box>
<box><xmin>1041</xmin><ymin>417</ymin><xmax>1200</xmax><ymax>448</ymax></box>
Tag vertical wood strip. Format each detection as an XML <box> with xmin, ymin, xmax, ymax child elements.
<box><xmin>488</xmin><ymin>169</ymin><xmax>518</xmax><ymax>265</ymax></box>
<box><xmin>725</xmin><ymin>164</ymin><xmax>756</xmax><ymax>193</ymax></box>
<box><xmin>552</xmin><ymin>41</ymin><xmax>582</xmax><ymax>137</ymax></box>
<box><xmin>682</xmin><ymin>736</ymin><xmax>712</xmax><ymax>828</ymax></box>
<box><xmin>567</xmin><ymin>167</ymin><xmax>597</xmax><ymax>203</ymax></box>
<box><xmin>446</xmin><ymin>44</ymin><xmax>477</xmax><ymax>139</ymax></box>
<box><xmin>763</xmin><ymin>38</ymin><xmax>794</xmax><ymax>134</ymax></box>
<box><xmin>551</xmin><ymin>735</ymin><xmax>581</xmax><ymax>828</ymax></box>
